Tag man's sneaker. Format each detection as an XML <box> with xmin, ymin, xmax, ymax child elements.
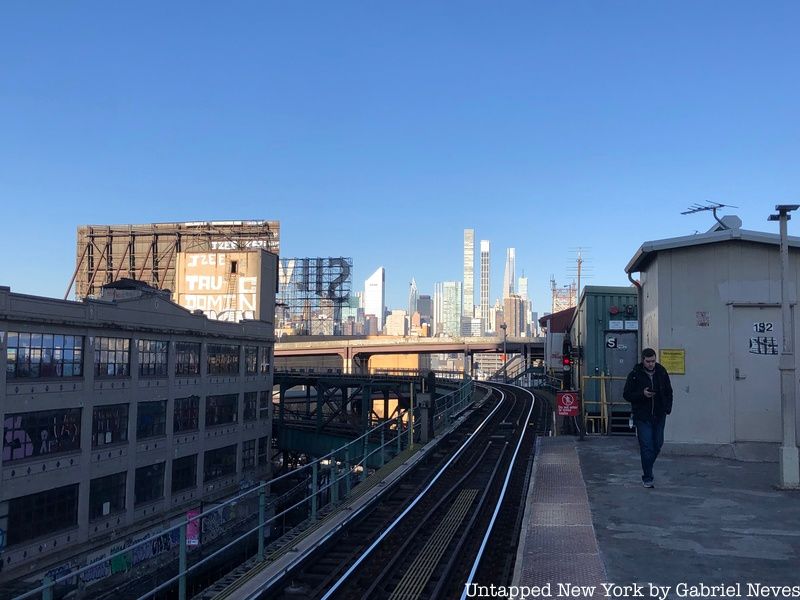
<box><xmin>642</xmin><ymin>479</ymin><xmax>654</xmax><ymax>488</ymax></box>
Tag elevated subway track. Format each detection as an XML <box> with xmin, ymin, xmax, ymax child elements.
<box><xmin>214</xmin><ymin>382</ymin><xmax>548</xmax><ymax>600</ymax></box>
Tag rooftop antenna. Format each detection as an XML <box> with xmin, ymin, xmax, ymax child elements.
<box><xmin>681</xmin><ymin>201</ymin><xmax>739</xmax><ymax>230</ymax></box>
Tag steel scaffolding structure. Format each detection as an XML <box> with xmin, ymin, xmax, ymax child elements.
<box><xmin>69</xmin><ymin>221</ymin><xmax>280</xmax><ymax>299</ymax></box>
<box><xmin>277</xmin><ymin>257</ymin><xmax>353</xmax><ymax>336</ymax></box>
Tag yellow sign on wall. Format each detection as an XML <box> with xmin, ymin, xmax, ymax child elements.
<box><xmin>659</xmin><ymin>349</ymin><xmax>685</xmax><ymax>375</ymax></box>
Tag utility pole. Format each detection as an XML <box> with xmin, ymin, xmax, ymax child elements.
<box><xmin>768</xmin><ymin>205</ymin><xmax>800</xmax><ymax>489</ymax></box>
<box><xmin>576</xmin><ymin>250</ymin><xmax>585</xmax><ymax>441</ymax></box>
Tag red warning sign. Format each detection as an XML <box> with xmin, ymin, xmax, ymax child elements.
<box><xmin>557</xmin><ymin>391</ymin><xmax>580</xmax><ymax>417</ymax></box>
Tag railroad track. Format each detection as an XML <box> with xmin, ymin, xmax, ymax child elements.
<box><xmin>255</xmin><ymin>382</ymin><xmax>541</xmax><ymax>600</ymax></box>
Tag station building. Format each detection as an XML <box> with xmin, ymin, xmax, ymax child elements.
<box><xmin>626</xmin><ymin>217</ymin><xmax>800</xmax><ymax>459</ymax></box>
<box><xmin>0</xmin><ymin>280</ymin><xmax>275</xmax><ymax>581</ymax></box>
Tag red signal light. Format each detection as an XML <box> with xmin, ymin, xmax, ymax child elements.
<box><xmin>562</xmin><ymin>356</ymin><xmax>571</xmax><ymax>366</ymax></box>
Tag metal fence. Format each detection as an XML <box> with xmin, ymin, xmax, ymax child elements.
<box><xmin>15</xmin><ymin>377</ymin><xmax>475</xmax><ymax>600</ymax></box>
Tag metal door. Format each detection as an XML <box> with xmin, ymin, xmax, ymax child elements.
<box><xmin>732</xmin><ymin>306</ymin><xmax>781</xmax><ymax>442</ymax></box>
<box><xmin>604</xmin><ymin>331</ymin><xmax>638</xmax><ymax>402</ymax></box>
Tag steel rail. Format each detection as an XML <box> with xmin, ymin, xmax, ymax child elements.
<box><xmin>213</xmin><ymin>385</ymin><xmax>490</xmax><ymax>600</ymax></box>
<box><xmin>459</xmin><ymin>384</ymin><xmax>537</xmax><ymax>600</ymax></box>
<box><xmin>316</xmin><ymin>388</ymin><xmax>508</xmax><ymax>600</ymax></box>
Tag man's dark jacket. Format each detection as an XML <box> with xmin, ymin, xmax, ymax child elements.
<box><xmin>623</xmin><ymin>362</ymin><xmax>673</xmax><ymax>422</ymax></box>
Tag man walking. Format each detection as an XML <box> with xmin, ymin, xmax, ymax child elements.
<box><xmin>623</xmin><ymin>348</ymin><xmax>673</xmax><ymax>488</ymax></box>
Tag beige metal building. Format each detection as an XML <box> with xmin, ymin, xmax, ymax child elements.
<box><xmin>626</xmin><ymin>222</ymin><xmax>800</xmax><ymax>459</ymax></box>
<box><xmin>0</xmin><ymin>281</ymin><xmax>274</xmax><ymax>582</ymax></box>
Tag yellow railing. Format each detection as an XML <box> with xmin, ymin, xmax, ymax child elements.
<box><xmin>580</xmin><ymin>374</ymin><xmax>628</xmax><ymax>434</ymax></box>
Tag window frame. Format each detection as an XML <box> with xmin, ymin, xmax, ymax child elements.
<box><xmin>89</xmin><ymin>471</ymin><xmax>127</xmax><ymax>521</ymax></box>
<box><xmin>175</xmin><ymin>341</ymin><xmax>201</xmax><ymax>376</ymax></box>
<box><xmin>137</xmin><ymin>339</ymin><xmax>168</xmax><ymax>378</ymax></box>
<box><xmin>205</xmin><ymin>394</ymin><xmax>239</xmax><ymax>428</ymax></box>
<box><xmin>134</xmin><ymin>462</ymin><xmax>166</xmax><ymax>506</ymax></box>
<box><xmin>92</xmin><ymin>403</ymin><xmax>129</xmax><ymax>448</ymax></box>
<box><xmin>5</xmin><ymin>332</ymin><xmax>84</xmax><ymax>379</ymax></box>
<box><xmin>136</xmin><ymin>400</ymin><xmax>167</xmax><ymax>440</ymax></box>
<box><xmin>94</xmin><ymin>337</ymin><xmax>131</xmax><ymax>378</ymax></box>
<box><xmin>171</xmin><ymin>455</ymin><xmax>198</xmax><ymax>493</ymax></box>
<box><xmin>2</xmin><ymin>407</ymin><xmax>82</xmax><ymax>464</ymax></box>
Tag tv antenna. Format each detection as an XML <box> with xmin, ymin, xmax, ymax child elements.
<box><xmin>681</xmin><ymin>201</ymin><xmax>739</xmax><ymax>230</ymax></box>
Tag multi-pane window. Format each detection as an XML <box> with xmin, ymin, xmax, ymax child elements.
<box><xmin>5</xmin><ymin>332</ymin><xmax>83</xmax><ymax>379</ymax></box>
<box><xmin>259</xmin><ymin>391</ymin><xmax>270</xmax><ymax>421</ymax></box>
<box><xmin>259</xmin><ymin>346</ymin><xmax>271</xmax><ymax>374</ymax></box>
<box><xmin>175</xmin><ymin>342</ymin><xmax>201</xmax><ymax>376</ymax></box>
<box><xmin>204</xmin><ymin>445</ymin><xmax>237</xmax><ymax>482</ymax></box>
<box><xmin>207</xmin><ymin>344</ymin><xmax>239</xmax><ymax>376</ymax></box>
<box><xmin>7</xmin><ymin>484</ymin><xmax>79</xmax><ymax>546</ymax></box>
<box><xmin>174</xmin><ymin>396</ymin><xmax>200</xmax><ymax>433</ymax></box>
<box><xmin>206</xmin><ymin>394</ymin><xmax>238</xmax><ymax>427</ymax></box>
<box><xmin>2</xmin><ymin>408</ymin><xmax>82</xmax><ymax>463</ymax></box>
<box><xmin>172</xmin><ymin>455</ymin><xmax>198</xmax><ymax>493</ymax></box>
<box><xmin>92</xmin><ymin>404</ymin><xmax>129</xmax><ymax>447</ymax></box>
<box><xmin>138</xmin><ymin>339</ymin><xmax>168</xmax><ymax>377</ymax></box>
<box><xmin>89</xmin><ymin>472</ymin><xmax>127</xmax><ymax>520</ymax></box>
<box><xmin>258</xmin><ymin>436</ymin><xmax>269</xmax><ymax>467</ymax></box>
<box><xmin>94</xmin><ymin>337</ymin><xmax>130</xmax><ymax>377</ymax></box>
<box><xmin>134</xmin><ymin>462</ymin><xmax>165</xmax><ymax>505</ymax></box>
<box><xmin>137</xmin><ymin>401</ymin><xmax>167</xmax><ymax>439</ymax></box>
<box><xmin>242</xmin><ymin>439</ymin><xmax>256</xmax><ymax>470</ymax></box>
<box><xmin>243</xmin><ymin>392</ymin><xmax>258</xmax><ymax>422</ymax></box>
<box><xmin>245</xmin><ymin>346</ymin><xmax>258</xmax><ymax>375</ymax></box>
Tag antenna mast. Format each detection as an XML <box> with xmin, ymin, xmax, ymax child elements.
<box><xmin>681</xmin><ymin>201</ymin><xmax>739</xmax><ymax>230</ymax></box>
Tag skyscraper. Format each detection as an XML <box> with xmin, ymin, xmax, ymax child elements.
<box><xmin>364</xmin><ymin>267</ymin><xmax>385</xmax><ymax>332</ymax></box>
<box><xmin>519</xmin><ymin>274</ymin><xmax>532</xmax><ymax>336</ymax></box>
<box><xmin>408</xmin><ymin>278</ymin><xmax>418</xmax><ymax>318</ymax></box>
<box><xmin>503</xmin><ymin>294</ymin><xmax>526</xmax><ymax>337</ymax></box>
<box><xmin>480</xmin><ymin>240</ymin><xmax>490</xmax><ymax>333</ymax></box>
<box><xmin>503</xmin><ymin>248</ymin><xmax>516</xmax><ymax>299</ymax></box>
<box><xmin>434</xmin><ymin>281</ymin><xmax>462</xmax><ymax>337</ymax></box>
<box><xmin>463</xmin><ymin>229</ymin><xmax>474</xmax><ymax>317</ymax></box>
<box><xmin>417</xmin><ymin>294</ymin><xmax>433</xmax><ymax>324</ymax></box>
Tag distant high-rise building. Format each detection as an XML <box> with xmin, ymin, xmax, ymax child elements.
<box><xmin>518</xmin><ymin>274</ymin><xmax>533</xmax><ymax>336</ymax></box>
<box><xmin>463</xmin><ymin>229</ymin><xmax>474</xmax><ymax>317</ymax></box>
<box><xmin>417</xmin><ymin>294</ymin><xmax>433</xmax><ymax>324</ymax></box>
<box><xmin>384</xmin><ymin>310</ymin><xmax>408</xmax><ymax>336</ymax></box>
<box><xmin>434</xmin><ymin>281</ymin><xmax>462</xmax><ymax>337</ymax></box>
<box><xmin>503</xmin><ymin>248</ymin><xmax>516</xmax><ymax>299</ymax></box>
<box><xmin>480</xmin><ymin>240</ymin><xmax>490</xmax><ymax>333</ymax></box>
<box><xmin>408</xmin><ymin>278</ymin><xmax>418</xmax><ymax>318</ymax></box>
<box><xmin>518</xmin><ymin>275</ymin><xmax>528</xmax><ymax>301</ymax></box>
<box><xmin>364</xmin><ymin>314</ymin><xmax>379</xmax><ymax>336</ymax></box>
<box><xmin>364</xmin><ymin>267</ymin><xmax>385</xmax><ymax>331</ymax></box>
<box><xmin>461</xmin><ymin>317</ymin><xmax>483</xmax><ymax>337</ymax></box>
<box><xmin>503</xmin><ymin>294</ymin><xmax>525</xmax><ymax>337</ymax></box>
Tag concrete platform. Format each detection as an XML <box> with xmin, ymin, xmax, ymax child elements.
<box><xmin>513</xmin><ymin>436</ymin><xmax>800</xmax><ymax>599</ymax></box>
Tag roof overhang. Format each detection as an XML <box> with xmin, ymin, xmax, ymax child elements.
<box><xmin>625</xmin><ymin>228</ymin><xmax>800</xmax><ymax>274</ymax></box>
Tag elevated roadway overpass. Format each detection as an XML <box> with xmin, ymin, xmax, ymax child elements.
<box><xmin>274</xmin><ymin>335</ymin><xmax>544</xmax><ymax>375</ymax></box>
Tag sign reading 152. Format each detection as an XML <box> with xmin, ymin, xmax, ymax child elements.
<box><xmin>753</xmin><ymin>322</ymin><xmax>774</xmax><ymax>333</ymax></box>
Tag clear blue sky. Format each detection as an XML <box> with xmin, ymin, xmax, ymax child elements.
<box><xmin>2</xmin><ymin>2</ymin><xmax>799</xmax><ymax>314</ymax></box>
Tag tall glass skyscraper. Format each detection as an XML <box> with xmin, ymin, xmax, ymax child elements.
<box><xmin>480</xmin><ymin>240</ymin><xmax>490</xmax><ymax>333</ymax></box>
<box><xmin>408</xmin><ymin>277</ymin><xmax>418</xmax><ymax>317</ymax></box>
<box><xmin>503</xmin><ymin>248</ymin><xmax>516</xmax><ymax>299</ymax></box>
<box><xmin>463</xmin><ymin>229</ymin><xmax>474</xmax><ymax>317</ymax></box>
<box><xmin>434</xmin><ymin>281</ymin><xmax>463</xmax><ymax>337</ymax></box>
<box><xmin>364</xmin><ymin>267</ymin><xmax>385</xmax><ymax>332</ymax></box>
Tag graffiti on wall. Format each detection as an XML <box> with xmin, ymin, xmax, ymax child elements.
<box><xmin>3</xmin><ymin>409</ymin><xmax>81</xmax><ymax>463</ymax></box>
<box><xmin>180</xmin><ymin>253</ymin><xmax>258</xmax><ymax>322</ymax></box>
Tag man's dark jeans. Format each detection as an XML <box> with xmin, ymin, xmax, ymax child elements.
<box><xmin>635</xmin><ymin>414</ymin><xmax>666</xmax><ymax>482</ymax></box>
